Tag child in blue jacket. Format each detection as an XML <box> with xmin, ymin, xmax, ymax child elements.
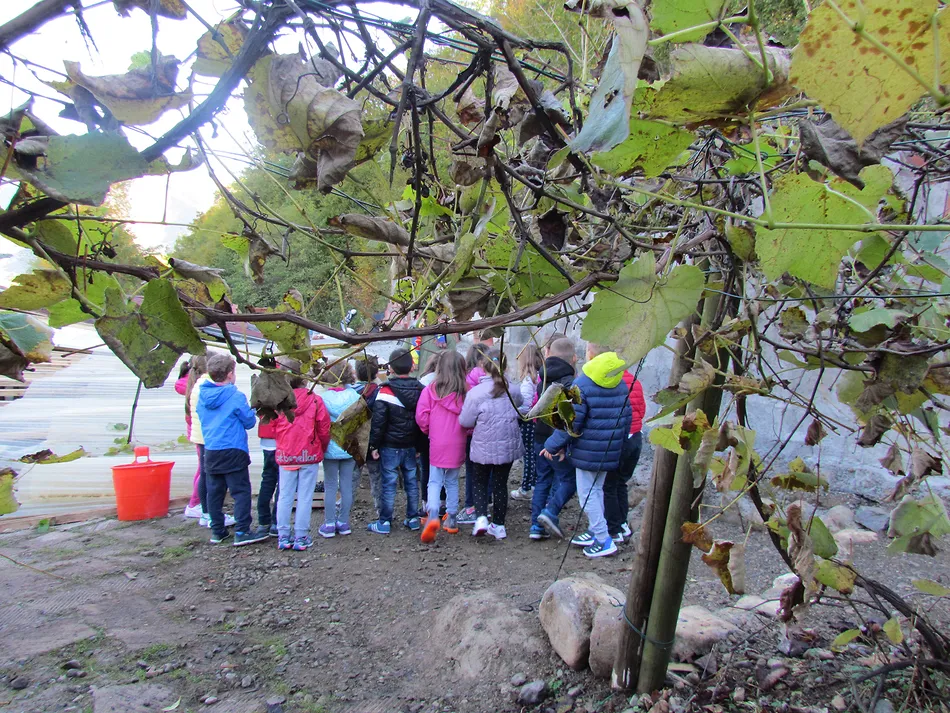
<box><xmin>197</xmin><ymin>353</ymin><xmax>269</xmax><ymax>547</ymax></box>
<box><xmin>542</xmin><ymin>343</ymin><xmax>631</xmax><ymax>558</ymax></box>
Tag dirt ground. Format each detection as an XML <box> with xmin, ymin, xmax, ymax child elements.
<box><xmin>1</xmin><ymin>464</ymin><xmax>949</xmax><ymax>713</ymax></box>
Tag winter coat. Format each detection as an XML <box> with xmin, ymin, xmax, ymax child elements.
<box><xmin>544</xmin><ymin>352</ymin><xmax>632</xmax><ymax>472</ymax></box>
<box><xmin>533</xmin><ymin>357</ymin><xmax>576</xmax><ymax>443</ymax></box>
<box><xmin>623</xmin><ymin>371</ymin><xmax>646</xmax><ymax>434</ymax></box>
<box><xmin>197</xmin><ymin>380</ymin><xmax>257</xmax><ymax>454</ymax></box>
<box><xmin>465</xmin><ymin>367</ymin><xmax>486</xmax><ymax>390</ymax></box>
<box><xmin>321</xmin><ymin>386</ymin><xmax>361</xmax><ymax>460</ymax></box>
<box><xmin>459</xmin><ymin>376</ymin><xmax>524</xmax><ymax>465</ymax></box>
<box><xmin>518</xmin><ymin>375</ymin><xmax>538</xmax><ymax>415</ymax></box>
<box><xmin>416</xmin><ymin>384</ymin><xmax>468</xmax><ymax>468</ymax></box>
<box><xmin>275</xmin><ymin>388</ymin><xmax>331</xmax><ymax>467</ymax></box>
<box><xmin>369</xmin><ymin>377</ymin><xmax>425</xmax><ymax>450</ymax></box>
<box><xmin>189</xmin><ymin>374</ymin><xmax>212</xmax><ymax>445</ymax></box>
<box><xmin>175</xmin><ymin>375</ymin><xmax>188</xmax><ymax>396</ymax></box>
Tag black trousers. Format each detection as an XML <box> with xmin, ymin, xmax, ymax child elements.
<box><xmin>604</xmin><ymin>432</ymin><xmax>643</xmax><ymax>536</ymax></box>
<box><xmin>473</xmin><ymin>462</ymin><xmax>512</xmax><ymax>525</ymax></box>
<box><xmin>256</xmin><ymin>449</ymin><xmax>279</xmax><ymax>527</ymax></box>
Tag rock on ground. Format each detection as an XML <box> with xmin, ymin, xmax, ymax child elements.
<box><xmin>821</xmin><ymin>505</ymin><xmax>856</xmax><ymax>533</ymax></box>
<box><xmin>518</xmin><ymin>680</ymin><xmax>548</xmax><ymax>705</ymax></box>
<box><xmin>588</xmin><ymin>603</ymin><xmax>624</xmax><ymax>679</ymax></box>
<box><xmin>429</xmin><ymin>590</ymin><xmax>544</xmax><ymax>681</ymax></box>
<box><xmin>833</xmin><ymin>528</ymin><xmax>878</xmax><ymax>551</ymax></box>
<box><xmin>672</xmin><ymin>606</ymin><xmax>740</xmax><ymax>662</ymax></box>
<box><xmin>855</xmin><ymin>506</ymin><xmax>890</xmax><ymax>532</ymax></box>
<box><xmin>539</xmin><ymin>574</ymin><xmax>624</xmax><ymax>670</ymax></box>
<box><xmin>93</xmin><ymin>683</ymin><xmax>175</xmax><ymax>713</ymax></box>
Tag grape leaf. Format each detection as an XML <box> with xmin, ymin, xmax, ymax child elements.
<box><xmin>912</xmin><ymin>579</ymin><xmax>950</xmax><ymax>597</ymax></box>
<box><xmin>790</xmin><ymin>0</ymin><xmax>950</xmax><ymax>143</ymax></box>
<box><xmin>0</xmin><ymin>311</ymin><xmax>54</xmax><ymax>362</ymax></box>
<box><xmin>0</xmin><ymin>468</ymin><xmax>18</xmax><ymax>516</ymax></box>
<box><xmin>582</xmin><ymin>251</ymin><xmax>704</xmax><ymax>364</ymax></box>
<box><xmin>591</xmin><ymin>119</ymin><xmax>694</xmax><ymax>178</ymax></box>
<box><xmin>849</xmin><ymin>307</ymin><xmax>907</xmax><ymax>332</ymax></box>
<box><xmin>756</xmin><ymin>166</ymin><xmax>892</xmax><ymax>288</ymax></box>
<box><xmin>193</xmin><ymin>19</ymin><xmax>247</xmax><ymax>77</ymax></box>
<box><xmin>650</xmin><ymin>0</ymin><xmax>726</xmax><ymax>43</ymax></box>
<box><xmin>809</xmin><ymin>517</ymin><xmax>838</xmax><ymax>560</ymax></box>
<box><xmin>0</xmin><ymin>270</ymin><xmax>71</xmax><ymax>310</ymax></box>
<box><xmin>816</xmin><ymin>560</ymin><xmax>856</xmax><ymax>594</ymax></box>
<box><xmin>883</xmin><ymin>617</ymin><xmax>903</xmax><ymax>645</ymax></box>
<box><xmin>832</xmin><ymin>628</ymin><xmax>862</xmax><ymax>650</ymax></box>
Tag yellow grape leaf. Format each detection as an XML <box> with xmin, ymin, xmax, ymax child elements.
<box><xmin>883</xmin><ymin>617</ymin><xmax>904</xmax><ymax>645</ymax></box>
<box><xmin>831</xmin><ymin>628</ymin><xmax>862</xmax><ymax>651</ymax></box>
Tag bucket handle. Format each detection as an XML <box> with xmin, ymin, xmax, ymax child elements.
<box><xmin>132</xmin><ymin>446</ymin><xmax>151</xmax><ymax>463</ymax></box>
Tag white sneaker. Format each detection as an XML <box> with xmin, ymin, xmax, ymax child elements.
<box><xmin>510</xmin><ymin>487</ymin><xmax>532</xmax><ymax>501</ymax></box>
<box><xmin>487</xmin><ymin>523</ymin><xmax>507</xmax><ymax>540</ymax></box>
<box><xmin>621</xmin><ymin>522</ymin><xmax>632</xmax><ymax>538</ymax></box>
<box><xmin>198</xmin><ymin>514</ymin><xmax>210</xmax><ymax>528</ymax></box>
<box><xmin>473</xmin><ymin>515</ymin><xmax>489</xmax><ymax>536</ymax></box>
<box><xmin>225</xmin><ymin>514</ymin><xmax>236</xmax><ymax>527</ymax></box>
<box><xmin>184</xmin><ymin>504</ymin><xmax>203</xmax><ymax>518</ymax></box>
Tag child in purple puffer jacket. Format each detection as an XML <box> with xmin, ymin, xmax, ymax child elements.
<box><xmin>458</xmin><ymin>349</ymin><xmax>523</xmax><ymax>540</ymax></box>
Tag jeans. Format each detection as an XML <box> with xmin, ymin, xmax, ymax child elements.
<box><xmin>519</xmin><ymin>420</ymin><xmax>536</xmax><ymax>490</ymax></box>
<box><xmin>530</xmin><ymin>446</ymin><xmax>576</xmax><ymax>526</ymax></box>
<box><xmin>604</xmin><ymin>432</ymin><xmax>643</xmax><ymax>536</ymax></box>
<box><xmin>379</xmin><ymin>447</ymin><xmax>419</xmax><ymax>523</ymax></box>
<box><xmin>576</xmin><ymin>468</ymin><xmax>608</xmax><ymax>543</ymax></box>
<box><xmin>207</xmin><ymin>466</ymin><xmax>252</xmax><ymax>537</ymax></box>
<box><xmin>256</xmin><ymin>449</ymin><xmax>279</xmax><ymax>527</ymax></box>
<box><xmin>276</xmin><ymin>464</ymin><xmax>319</xmax><ymax>538</ymax></box>
<box><xmin>323</xmin><ymin>458</ymin><xmax>356</xmax><ymax>526</ymax></box>
<box><xmin>473</xmin><ymin>462</ymin><xmax>511</xmax><ymax>525</ymax></box>
<box><xmin>427</xmin><ymin>466</ymin><xmax>460</xmax><ymax>519</ymax></box>
<box><xmin>196</xmin><ymin>444</ymin><xmax>208</xmax><ymax>514</ymax></box>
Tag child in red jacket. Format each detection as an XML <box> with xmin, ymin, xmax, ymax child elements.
<box><xmin>274</xmin><ymin>361</ymin><xmax>331</xmax><ymax>551</ymax></box>
<box><xmin>603</xmin><ymin>369</ymin><xmax>646</xmax><ymax>545</ymax></box>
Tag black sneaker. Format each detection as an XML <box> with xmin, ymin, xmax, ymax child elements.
<box><xmin>209</xmin><ymin>530</ymin><xmax>231</xmax><ymax>544</ymax></box>
<box><xmin>234</xmin><ymin>530</ymin><xmax>268</xmax><ymax>546</ymax></box>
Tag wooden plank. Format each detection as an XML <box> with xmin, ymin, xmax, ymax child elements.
<box><xmin>0</xmin><ymin>496</ymin><xmax>191</xmax><ymax>533</ymax></box>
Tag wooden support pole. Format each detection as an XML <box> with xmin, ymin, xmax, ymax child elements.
<box><xmin>611</xmin><ymin>312</ymin><xmax>700</xmax><ymax>690</ymax></box>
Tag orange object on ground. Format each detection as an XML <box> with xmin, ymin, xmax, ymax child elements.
<box><xmin>420</xmin><ymin>517</ymin><xmax>440</xmax><ymax>543</ymax></box>
<box><xmin>111</xmin><ymin>446</ymin><xmax>174</xmax><ymax>521</ymax></box>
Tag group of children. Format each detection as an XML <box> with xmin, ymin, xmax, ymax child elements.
<box><xmin>176</xmin><ymin>334</ymin><xmax>645</xmax><ymax>559</ymax></box>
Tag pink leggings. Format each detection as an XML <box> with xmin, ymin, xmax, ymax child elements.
<box><xmin>188</xmin><ymin>445</ymin><xmax>202</xmax><ymax>508</ymax></box>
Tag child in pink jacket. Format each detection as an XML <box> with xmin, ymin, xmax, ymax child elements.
<box><xmin>416</xmin><ymin>351</ymin><xmax>469</xmax><ymax>542</ymax></box>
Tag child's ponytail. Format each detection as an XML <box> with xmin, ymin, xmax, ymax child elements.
<box><xmin>484</xmin><ymin>349</ymin><xmax>509</xmax><ymax>398</ymax></box>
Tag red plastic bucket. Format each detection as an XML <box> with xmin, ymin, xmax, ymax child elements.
<box><xmin>111</xmin><ymin>446</ymin><xmax>174</xmax><ymax>521</ymax></box>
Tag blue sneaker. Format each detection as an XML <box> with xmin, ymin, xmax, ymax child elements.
<box><xmin>584</xmin><ymin>537</ymin><xmax>618</xmax><ymax>558</ymax></box>
<box><xmin>529</xmin><ymin>525</ymin><xmax>550</xmax><ymax>540</ymax></box>
<box><xmin>571</xmin><ymin>530</ymin><xmax>595</xmax><ymax>547</ymax></box>
<box><xmin>293</xmin><ymin>535</ymin><xmax>313</xmax><ymax>551</ymax></box>
<box><xmin>368</xmin><ymin>520</ymin><xmax>391</xmax><ymax>534</ymax></box>
<box><xmin>537</xmin><ymin>510</ymin><xmax>564</xmax><ymax>539</ymax></box>
<box><xmin>318</xmin><ymin>523</ymin><xmax>336</xmax><ymax>539</ymax></box>
<box><xmin>234</xmin><ymin>530</ymin><xmax>268</xmax><ymax>546</ymax></box>
<box><xmin>335</xmin><ymin>521</ymin><xmax>352</xmax><ymax>536</ymax></box>
<box><xmin>277</xmin><ymin>536</ymin><xmax>293</xmax><ymax>550</ymax></box>
<box><xmin>404</xmin><ymin>517</ymin><xmax>421</xmax><ymax>531</ymax></box>
<box><xmin>269</xmin><ymin>525</ymin><xmax>279</xmax><ymax>538</ymax></box>
<box><xmin>456</xmin><ymin>507</ymin><xmax>477</xmax><ymax>524</ymax></box>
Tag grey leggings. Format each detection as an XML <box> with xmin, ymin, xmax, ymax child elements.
<box><xmin>323</xmin><ymin>458</ymin><xmax>356</xmax><ymax>526</ymax></box>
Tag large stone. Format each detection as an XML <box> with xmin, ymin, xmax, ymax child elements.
<box><xmin>672</xmin><ymin>606</ymin><xmax>740</xmax><ymax>662</ymax></box>
<box><xmin>855</xmin><ymin>506</ymin><xmax>890</xmax><ymax>533</ymax></box>
<box><xmin>518</xmin><ymin>680</ymin><xmax>549</xmax><ymax>705</ymax></box>
<box><xmin>539</xmin><ymin>574</ymin><xmax>624</xmax><ymax>670</ymax></box>
<box><xmin>429</xmin><ymin>590</ymin><xmax>544</xmax><ymax>680</ymax></box>
<box><xmin>588</xmin><ymin>603</ymin><xmax>624</xmax><ymax>679</ymax></box>
<box><xmin>93</xmin><ymin>684</ymin><xmax>175</xmax><ymax>713</ymax></box>
<box><xmin>833</xmin><ymin>528</ymin><xmax>878</xmax><ymax>551</ymax></box>
<box><xmin>822</xmin><ymin>505</ymin><xmax>856</xmax><ymax>534</ymax></box>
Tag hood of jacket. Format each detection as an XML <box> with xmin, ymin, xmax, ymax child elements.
<box><xmin>292</xmin><ymin>389</ymin><xmax>318</xmax><ymax>419</ymax></box>
<box><xmin>541</xmin><ymin>356</ymin><xmax>575</xmax><ymax>386</ymax></box>
<box><xmin>430</xmin><ymin>388</ymin><xmax>464</xmax><ymax>414</ymax></box>
<box><xmin>387</xmin><ymin>377</ymin><xmax>424</xmax><ymax>410</ymax></box>
<box><xmin>200</xmin><ymin>380</ymin><xmax>238</xmax><ymax>409</ymax></box>
<box><xmin>582</xmin><ymin>352</ymin><xmax>627</xmax><ymax>388</ymax></box>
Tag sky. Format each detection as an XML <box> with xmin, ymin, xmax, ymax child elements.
<box><xmin>0</xmin><ymin>0</ymin><xmax>414</xmax><ymax>282</ymax></box>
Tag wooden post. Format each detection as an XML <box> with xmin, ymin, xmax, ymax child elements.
<box><xmin>611</xmin><ymin>312</ymin><xmax>700</xmax><ymax>690</ymax></box>
<box><xmin>636</xmin><ymin>286</ymin><xmax>729</xmax><ymax>693</ymax></box>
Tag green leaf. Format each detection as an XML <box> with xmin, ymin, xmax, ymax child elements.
<box><xmin>95</xmin><ymin>280</ymin><xmax>206</xmax><ymax>388</ymax></box>
<box><xmin>724</xmin><ymin>224</ymin><xmax>755</xmax><ymax>261</ymax></box>
<box><xmin>0</xmin><ymin>468</ymin><xmax>18</xmax><ymax>516</ymax></box>
<box><xmin>485</xmin><ymin>234</ymin><xmax>571</xmax><ymax>307</ymax></box>
<box><xmin>526</xmin><ymin>384</ymin><xmax>583</xmax><ymax>437</ymax></box>
<box><xmin>810</xmin><ymin>517</ymin><xmax>838</xmax><ymax>560</ymax></box>
<box><xmin>32</xmin><ymin>219</ymin><xmax>79</xmax><ymax>254</ymax></box>
<box><xmin>756</xmin><ymin>167</ymin><xmax>891</xmax><ymax>288</ymax></box>
<box><xmin>591</xmin><ymin>119</ymin><xmax>695</xmax><ymax>178</ymax></box>
<box><xmin>255</xmin><ymin>290</ymin><xmax>312</xmax><ymax>365</ymax></box>
<box><xmin>854</xmin><ymin>233</ymin><xmax>906</xmax><ymax>269</ymax></box>
<box><xmin>243</xmin><ymin>56</ymin><xmax>305</xmax><ymax>153</ymax></box>
<box><xmin>0</xmin><ymin>311</ymin><xmax>54</xmax><ymax>362</ymax></box>
<box><xmin>888</xmin><ymin>494</ymin><xmax>950</xmax><ymax>540</ymax></box>
<box><xmin>724</xmin><ymin>145</ymin><xmax>782</xmax><ymax>176</ymax></box>
<box><xmin>650</xmin><ymin>0</ymin><xmax>725</xmax><ymax>42</ymax></box>
<box><xmin>790</xmin><ymin>0</ymin><xmax>950</xmax><ymax>143</ymax></box>
<box><xmin>18</xmin><ymin>447</ymin><xmax>87</xmax><ymax>464</ymax></box>
<box><xmin>35</xmin><ymin>518</ymin><xmax>50</xmax><ymax>533</ymax></box>
<box><xmin>0</xmin><ymin>270</ymin><xmax>71</xmax><ymax>310</ymax></box>
<box><xmin>912</xmin><ymin>579</ymin><xmax>950</xmax><ymax>597</ymax></box>
<box><xmin>355</xmin><ymin>119</ymin><xmax>394</xmax><ymax>164</ymax></box>
<box><xmin>649</xmin><ymin>425</ymin><xmax>685</xmax><ymax>455</ymax></box>
<box><xmin>771</xmin><ymin>457</ymin><xmax>829</xmax><ymax>492</ymax></box>
<box><xmin>815</xmin><ymin>559</ymin><xmax>856</xmax><ymax>594</ymax></box>
<box><xmin>849</xmin><ymin>307</ymin><xmax>907</xmax><ymax>332</ymax></box>
<box><xmin>48</xmin><ymin>270</ymin><xmax>122</xmax><ymax>328</ymax></box>
<box><xmin>12</xmin><ymin>133</ymin><xmax>149</xmax><ymax>206</ymax></box>
<box><xmin>831</xmin><ymin>628</ymin><xmax>862</xmax><ymax>650</ymax></box>
<box><xmin>883</xmin><ymin>617</ymin><xmax>903</xmax><ymax>645</ymax></box>
<box><xmin>127</xmin><ymin>51</ymin><xmax>151</xmax><ymax>70</ymax></box>
<box><xmin>581</xmin><ymin>252</ymin><xmax>704</xmax><ymax>364</ymax></box>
